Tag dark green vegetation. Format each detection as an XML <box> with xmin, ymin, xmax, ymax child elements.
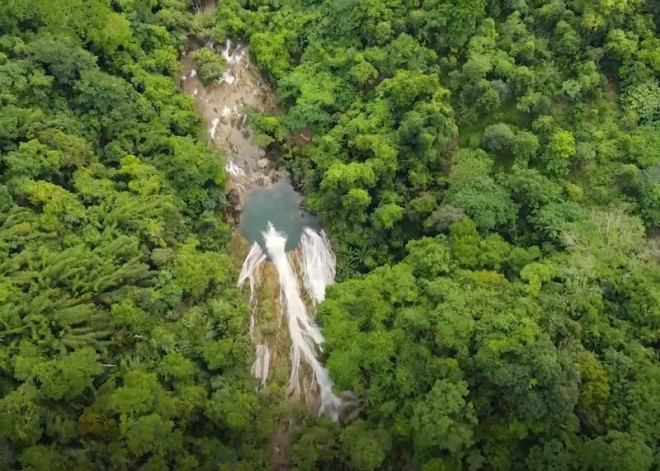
<box><xmin>0</xmin><ymin>1</ymin><xmax>278</xmax><ymax>469</ymax></box>
<box><xmin>217</xmin><ymin>0</ymin><xmax>660</xmax><ymax>470</ymax></box>
<box><xmin>1</xmin><ymin>0</ymin><xmax>659</xmax><ymax>470</ymax></box>
<box><xmin>191</xmin><ymin>47</ymin><xmax>227</xmax><ymax>85</ymax></box>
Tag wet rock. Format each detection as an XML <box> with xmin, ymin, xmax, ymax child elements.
<box><xmin>227</xmin><ymin>188</ymin><xmax>240</xmax><ymax>208</ymax></box>
<box><xmin>257</xmin><ymin>158</ymin><xmax>269</xmax><ymax>169</ymax></box>
<box><xmin>224</xmin><ymin>189</ymin><xmax>243</xmax><ymax>226</ymax></box>
<box><xmin>255</xmin><ymin>175</ymin><xmax>270</xmax><ymax>186</ymax></box>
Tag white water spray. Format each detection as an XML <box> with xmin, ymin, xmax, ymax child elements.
<box><xmin>221</xmin><ymin>105</ymin><xmax>233</xmax><ymax>118</ymax></box>
<box><xmin>220</xmin><ymin>71</ymin><xmax>236</xmax><ymax>85</ymax></box>
<box><xmin>251</xmin><ymin>344</ymin><xmax>271</xmax><ymax>388</ymax></box>
<box><xmin>262</xmin><ymin>223</ymin><xmax>340</xmax><ymax>418</ymax></box>
<box><xmin>209</xmin><ymin>117</ymin><xmax>220</xmax><ymax>140</ymax></box>
<box><xmin>238</xmin><ymin>243</ymin><xmax>266</xmax><ymax>299</ymax></box>
<box><xmin>221</xmin><ymin>39</ymin><xmax>247</xmax><ymax>66</ymax></box>
<box><xmin>238</xmin><ymin>243</ymin><xmax>269</xmax><ymax>386</ymax></box>
<box><xmin>300</xmin><ymin>228</ymin><xmax>336</xmax><ymax>305</ymax></box>
<box><xmin>225</xmin><ymin>160</ymin><xmax>245</xmax><ymax>177</ymax></box>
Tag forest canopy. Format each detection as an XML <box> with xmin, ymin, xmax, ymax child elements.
<box><xmin>0</xmin><ymin>0</ymin><xmax>659</xmax><ymax>470</ymax></box>
<box><xmin>0</xmin><ymin>0</ymin><xmax>277</xmax><ymax>469</ymax></box>
<box><xmin>214</xmin><ymin>0</ymin><xmax>660</xmax><ymax>469</ymax></box>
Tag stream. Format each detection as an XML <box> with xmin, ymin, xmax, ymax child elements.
<box><xmin>179</xmin><ymin>8</ymin><xmax>358</xmax><ymax>437</ymax></box>
<box><xmin>179</xmin><ymin>37</ymin><xmax>317</xmax><ymax>250</ymax></box>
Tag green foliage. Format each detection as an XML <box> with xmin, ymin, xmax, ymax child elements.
<box><xmin>207</xmin><ymin>0</ymin><xmax>660</xmax><ymax>468</ymax></box>
<box><xmin>0</xmin><ymin>2</ymin><xmax>273</xmax><ymax>469</ymax></box>
<box><xmin>4</xmin><ymin>0</ymin><xmax>660</xmax><ymax>469</ymax></box>
<box><xmin>482</xmin><ymin>123</ymin><xmax>515</xmax><ymax>156</ymax></box>
<box><xmin>622</xmin><ymin>80</ymin><xmax>660</xmax><ymax>123</ymax></box>
<box><xmin>444</xmin><ymin>150</ymin><xmax>517</xmax><ymax>232</ymax></box>
<box><xmin>250</xmin><ymin>32</ymin><xmax>290</xmax><ymax>80</ymax></box>
<box><xmin>191</xmin><ymin>47</ymin><xmax>227</xmax><ymax>85</ymax></box>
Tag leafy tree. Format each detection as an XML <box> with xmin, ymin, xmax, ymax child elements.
<box><xmin>482</xmin><ymin>123</ymin><xmax>515</xmax><ymax>156</ymax></box>
<box><xmin>444</xmin><ymin>150</ymin><xmax>517</xmax><ymax>232</ymax></box>
<box><xmin>191</xmin><ymin>47</ymin><xmax>228</xmax><ymax>85</ymax></box>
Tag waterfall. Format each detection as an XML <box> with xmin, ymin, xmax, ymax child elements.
<box><xmin>238</xmin><ymin>243</ymin><xmax>269</xmax><ymax>387</ymax></box>
<box><xmin>262</xmin><ymin>223</ymin><xmax>340</xmax><ymax>419</ymax></box>
<box><xmin>251</xmin><ymin>344</ymin><xmax>271</xmax><ymax>388</ymax></box>
<box><xmin>238</xmin><ymin>242</ymin><xmax>266</xmax><ymax>300</ymax></box>
<box><xmin>300</xmin><ymin>228</ymin><xmax>336</xmax><ymax>305</ymax></box>
<box><xmin>226</xmin><ymin>160</ymin><xmax>245</xmax><ymax>177</ymax></box>
<box><xmin>209</xmin><ymin>118</ymin><xmax>220</xmax><ymax>140</ymax></box>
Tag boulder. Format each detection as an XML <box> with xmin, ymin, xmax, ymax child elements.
<box><xmin>226</xmin><ymin>188</ymin><xmax>240</xmax><ymax>208</ymax></box>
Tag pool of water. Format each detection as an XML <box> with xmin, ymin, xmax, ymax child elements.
<box><xmin>240</xmin><ymin>178</ymin><xmax>319</xmax><ymax>252</ymax></box>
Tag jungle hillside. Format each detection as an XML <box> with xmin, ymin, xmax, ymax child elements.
<box><xmin>1</xmin><ymin>0</ymin><xmax>659</xmax><ymax>470</ymax></box>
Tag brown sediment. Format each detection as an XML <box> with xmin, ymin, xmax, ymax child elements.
<box><xmin>179</xmin><ymin>40</ymin><xmax>279</xmax><ymax>204</ymax></box>
<box><xmin>289</xmin><ymin>129</ymin><xmax>313</xmax><ymax>148</ymax></box>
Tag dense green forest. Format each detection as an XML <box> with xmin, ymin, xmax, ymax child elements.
<box><xmin>1</xmin><ymin>0</ymin><xmax>659</xmax><ymax>470</ymax></box>
<box><xmin>0</xmin><ymin>1</ymin><xmax>278</xmax><ymax>469</ymax></box>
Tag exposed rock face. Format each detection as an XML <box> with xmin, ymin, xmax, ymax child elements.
<box><xmin>179</xmin><ymin>39</ymin><xmax>277</xmax><ymax>204</ymax></box>
<box><xmin>225</xmin><ymin>188</ymin><xmax>242</xmax><ymax>225</ymax></box>
<box><xmin>227</xmin><ymin>188</ymin><xmax>240</xmax><ymax>208</ymax></box>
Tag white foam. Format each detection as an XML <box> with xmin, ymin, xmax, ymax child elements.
<box><xmin>251</xmin><ymin>344</ymin><xmax>271</xmax><ymax>387</ymax></box>
<box><xmin>225</xmin><ymin>160</ymin><xmax>245</xmax><ymax>177</ymax></box>
<box><xmin>220</xmin><ymin>71</ymin><xmax>236</xmax><ymax>85</ymax></box>
<box><xmin>209</xmin><ymin>118</ymin><xmax>220</xmax><ymax>140</ymax></box>
<box><xmin>262</xmin><ymin>223</ymin><xmax>340</xmax><ymax>418</ymax></box>
<box><xmin>300</xmin><ymin>228</ymin><xmax>336</xmax><ymax>304</ymax></box>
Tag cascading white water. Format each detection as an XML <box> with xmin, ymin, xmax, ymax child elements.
<box><xmin>226</xmin><ymin>160</ymin><xmax>245</xmax><ymax>177</ymax></box>
<box><xmin>209</xmin><ymin>117</ymin><xmax>220</xmax><ymax>140</ymax></box>
<box><xmin>300</xmin><ymin>228</ymin><xmax>336</xmax><ymax>305</ymax></box>
<box><xmin>251</xmin><ymin>344</ymin><xmax>271</xmax><ymax>388</ymax></box>
<box><xmin>238</xmin><ymin>243</ymin><xmax>269</xmax><ymax>386</ymax></box>
<box><xmin>238</xmin><ymin>242</ymin><xmax>265</xmax><ymax>301</ymax></box>
<box><xmin>183</xmin><ymin>28</ymin><xmax>347</xmax><ymax>420</ymax></box>
<box><xmin>221</xmin><ymin>39</ymin><xmax>247</xmax><ymax>66</ymax></box>
<box><xmin>262</xmin><ymin>223</ymin><xmax>340</xmax><ymax>418</ymax></box>
<box><xmin>216</xmin><ymin>38</ymin><xmax>339</xmax><ymax>416</ymax></box>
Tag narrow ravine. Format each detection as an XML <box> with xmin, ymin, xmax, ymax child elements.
<box><xmin>179</xmin><ymin>8</ymin><xmax>359</xmax><ymax>431</ymax></box>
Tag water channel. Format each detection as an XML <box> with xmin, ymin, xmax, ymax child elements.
<box><xmin>179</xmin><ymin>13</ymin><xmax>347</xmax><ymax>413</ymax></box>
<box><xmin>179</xmin><ymin>14</ymin><xmax>360</xmax><ymax>465</ymax></box>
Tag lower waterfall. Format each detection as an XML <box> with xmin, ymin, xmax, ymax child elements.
<box><xmin>238</xmin><ymin>222</ymin><xmax>340</xmax><ymax>418</ymax></box>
